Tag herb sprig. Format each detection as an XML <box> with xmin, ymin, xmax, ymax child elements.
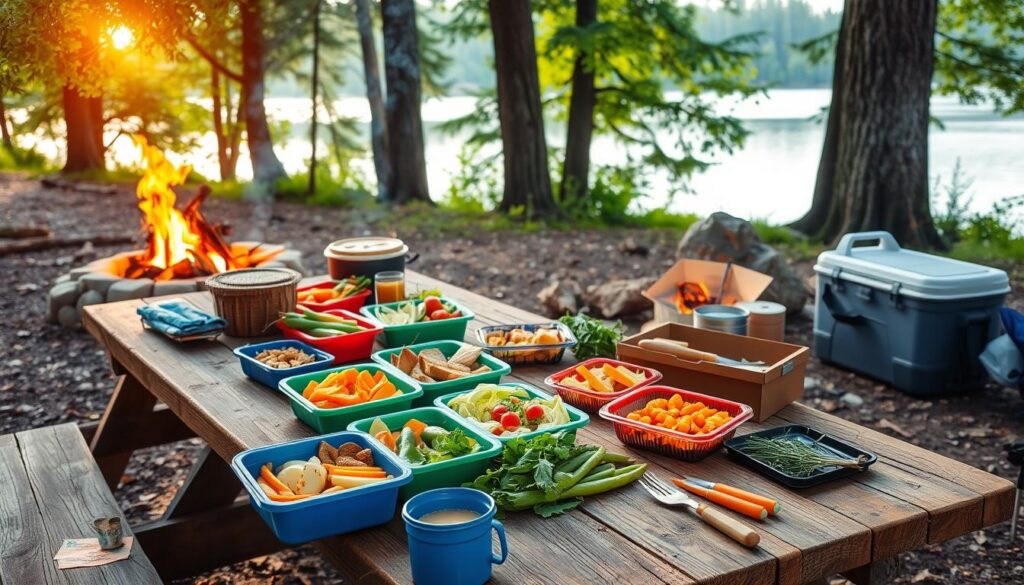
<box><xmin>558</xmin><ymin>313</ymin><xmax>623</xmax><ymax>360</ymax></box>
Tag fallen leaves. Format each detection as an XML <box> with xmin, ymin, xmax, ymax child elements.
<box><xmin>877</xmin><ymin>417</ymin><xmax>913</xmax><ymax>438</ymax></box>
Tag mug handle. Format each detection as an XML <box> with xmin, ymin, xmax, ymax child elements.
<box><xmin>490</xmin><ymin>519</ymin><xmax>508</xmax><ymax>565</ymax></box>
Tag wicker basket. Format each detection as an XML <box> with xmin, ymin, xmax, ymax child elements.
<box><xmin>206</xmin><ymin>268</ymin><xmax>301</xmax><ymax>337</ymax></box>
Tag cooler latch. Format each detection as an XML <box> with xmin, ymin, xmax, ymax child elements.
<box><xmin>829</xmin><ymin>267</ymin><xmax>844</xmax><ymax>291</ymax></box>
<box><xmin>888</xmin><ymin>282</ymin><xmax>903</xmax><ymax>307</ymax></box>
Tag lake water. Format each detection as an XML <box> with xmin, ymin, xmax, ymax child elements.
<box><xmin>19</xmin><ymin>89</ymin><xmax>1024</xmax><ymax>223</ymax></box>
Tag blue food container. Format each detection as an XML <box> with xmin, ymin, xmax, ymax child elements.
<box><xmin>234</xmin><ymin>340</ymin><xmax>335</xmax><ymax>389</ymax></box>
<box><xmin>814</xmin><ymin>231</ymin><xmax>1009</xmax><ymax>395</ymax></box>
<box><xmin>435</xmin><ymin>383</ymin><xmax>590</xmax><ymax>442</ymax></box>
<box><xmin>230</xmin><ymin>430</ymin><xmax>412</xmax><ymax>544</ymax></box>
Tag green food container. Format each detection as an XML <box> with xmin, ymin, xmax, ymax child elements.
<box><xmin>435</xmin><ymin>383</ymin><xmax>590</xmax><ymax>442</ymax></box>
<box><xmin>370</xmin><ymin>340</ymin><xmax>512</xmax><ymax>407</ymax></box>
<box><xmin>278</xmin><ymin>362</ymin><xmax>423</xmax><ymax>433</ymax></box>
<box><xmin>359</xmin><ymin>297</ymin><xmax>475</xmax><ymax>348</ymax></box>
<box><xmin>347</xmin><ymin>407</ymin><xmax>502</xmax><ymax>499</ymax></box>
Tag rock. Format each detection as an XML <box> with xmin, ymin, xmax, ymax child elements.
<box><xmin>106</xmin><ymin>278</ymin><xmax>154</xmax><ymax>303</ymax></box>
<box><xmin>618</xmin><ymin>237</ymin><xmax>649</xmax><ymax>256</ymax></box>
<box><xmin>840</xmin><ymin>392</ymin><xmax>864</xmax><ymax>408</ymax></box>
<box><xmin>583</xmin><ymin>277</ymin><xmax>655</xmax><ymax>319</ymax></box>
<box><xmin>676</xmin><ymin>212</ymin><xmax>807</xmax><ymax>313</ymax></box>
<box><xmin>152</xmin><ymin>280</ymin><xmax>201</xmax><ymax>297</ymax></box>
<box><xmin>271</xmin><ymin>250</ymin><xmax>307</xmax><ymax>275</ymax></box>
<box><xmin>76</xmin><ymin>290</ymin><xmax>104</xmax><ymax>312</ymax></box>
<box><xmin>537</xmin><ymin>279</ymin><xmax>582</xmax><ymax>317</ymax></box>
<box><xmin>47</xmin><ymin>280</ymin><xmax>81</xmax><ymax>323</ymax></box>
<box><xmin>57</xmin><ymin>305</ymin><xmax>81</xmax><ymax>328</ymax></box>
<box><xmin>80</xmin><ymin>272</ymin><xmax>121</xmax><ymax>296</ymax></box>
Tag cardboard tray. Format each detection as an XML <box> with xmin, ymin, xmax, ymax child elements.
<box><xmin>616</xmin><ymin>323</ymin><xmax>809</xmax><ymax>421</ymax></box>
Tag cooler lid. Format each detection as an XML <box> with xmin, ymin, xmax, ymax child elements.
<box><xmin>324</xmin><ymin>237</ymin><xmax>406</xmax><ymax>260</ymax></box>
<box><xmin>814</xmin><ymin>231</ymin><xmax>1009</xmax><ymax>300</ymax></box>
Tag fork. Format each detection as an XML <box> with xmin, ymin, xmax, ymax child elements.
<box><xmin>638</xmin><ymin>474</ymin><xmax>760</xmax><ymax>548</ymax></box>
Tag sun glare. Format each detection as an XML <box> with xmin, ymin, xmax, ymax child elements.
<box><xmin>110</xmin><ymin>25</ymin><xmax>134</xmax><ymax>50</ymax></box>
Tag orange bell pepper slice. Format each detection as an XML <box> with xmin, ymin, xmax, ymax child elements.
<box><xmin>302</xmin><ymin>380</ymin><xmax>318</xmax><ymax>399</ymax></box>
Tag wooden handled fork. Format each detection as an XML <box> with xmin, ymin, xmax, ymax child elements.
<box><xmin>638</xmin><ymin>473</ymin><xmax>760</xmax><ymax>548</ymax></box>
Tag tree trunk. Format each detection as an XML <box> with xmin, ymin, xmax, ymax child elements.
<box><xmin>489</xmin><ymin>0</ymin><xmax>558</xmax><ymax>217</ymax></box>
<box><xmin>308</xmin><ymin>0</ymin><xmax>322</xmax><ymax>195</ymax></box>
<box><xmin>797</xmin><ymin>0</ymin><xmax>944</xmax><ymax>249</ymax></box>
<box><xmin>211</xmin><ymin>68</ymin><xmax>231</xmax><ymax>180</ymax></box>
<box><xmin>227</xmin><ymin>82</ymin><xmax>243</xmax><ymax>179</ymax></box>
<box><xmin>240</xmin><ymin>0</ymin><xmax>286</xmax><ymax>190</ymax></box>
<box><xmin>61</xmin><ymin>86</ymin><xmax>105</xmax><ymax>174</ymax></box>
<box><xmin>381</xmin><ymin>0</ymin><xmax>431</xmax><ymax>203</ymax></box>
<box><xmin>559</xmin><ymin>0</ymin><xmax>598</xmax><ymax>207</ymax></box>
<box><xmin>0</xmin><ymin>93</ymin><xmax>12</xmax><ymax>149</ymax></box>
<box><xmin>356</xmin><ymin>0</ymin><xmax>392</xmax><ymax>200</ymax></box>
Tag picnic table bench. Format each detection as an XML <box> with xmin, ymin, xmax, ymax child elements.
<box><xmin>0</xmin><ymin>423</ymin><xmax>160</xmax><ymax>584</ymax></box>
<box><xmin>81</xmin><ymin>270</ymin><xmax>1016</xmax><ymax>584</ymax></box>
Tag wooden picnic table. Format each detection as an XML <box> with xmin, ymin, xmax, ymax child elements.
<box><xmin>82</xmin><ymin>270</ymin><xmax>1016</xmax><ymax>585</ymax></box>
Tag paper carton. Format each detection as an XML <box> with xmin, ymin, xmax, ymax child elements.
<box><xmin>643</xmin><ymin>259</ymin><xmax>773</xmax><ymax>325</ymax></box>
<box><xmin>617</xmin><ymin>323</ymin><xmax>809</xmax><ymax>421</ymax></box>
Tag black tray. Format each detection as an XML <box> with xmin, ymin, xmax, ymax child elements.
<box><xmin>723</xmin><ymin>424</ymin><xmax>877</xmax><ymax>488</ymax></box>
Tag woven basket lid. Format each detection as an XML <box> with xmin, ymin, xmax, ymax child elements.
<box><xmin>206</xmin><ymin>268</ymin><xmax>301</xmax><ymax>295</ymax></box>
<box><xmin>324</xmin><ymin>237</ymin><xmax>406</xmax><ymax>260</ymax></box>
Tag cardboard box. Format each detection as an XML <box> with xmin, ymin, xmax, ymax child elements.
<box><xmin>617</xmin><ymin>323</ymin><xmax>809</xmax><ymax>421</ymax></box>
<box><xmin>643</xmin><ymin>259</ymin><xmax>773</xmax><ymax>325</ymax></box>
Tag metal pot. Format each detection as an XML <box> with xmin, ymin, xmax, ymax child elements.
<box><xmin>694</xmin><ymin>304</ymin><xmax>749</xmax><ymax>335</ymax></box>
<box><xmin>324</xmin><ymin>237</ymin><xmax>419</xmax><ymax>279</ymax></box>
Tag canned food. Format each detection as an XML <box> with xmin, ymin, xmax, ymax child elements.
<box><xmin>693</xmin><ymin>304</ymin><xmax>749</xmax><ymax>335</ymax></box>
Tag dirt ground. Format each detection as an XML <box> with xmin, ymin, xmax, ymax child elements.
<box><xmin>1</xmin><ymin>172</ymin><xmax>1022</xmax><ymax>584</ymax></box>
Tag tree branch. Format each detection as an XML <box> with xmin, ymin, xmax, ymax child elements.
<box><xmin>186</xmin><ymin>36</ymin><xmax>243</xmax><ymax>83</ymax></box>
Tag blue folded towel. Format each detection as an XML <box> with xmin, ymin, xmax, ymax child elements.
<box><xmin>137</xmin><ymin>301</ymin><xmax>227</xmax><ymax>337</ymax></box>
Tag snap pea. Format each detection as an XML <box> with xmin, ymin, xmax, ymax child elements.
<box><xmin>281</xmin><ymin>316</ymin><xmax>364</xmax><ymax>333</ymax></box>
<box><xmin>581</xmin><ymin>463</ymin><xmax>616</xmax><ymax>483</ymax></box>
<box><xmin>560</xmin><ymin>463</ymin><xmax>647</xmax><ymax>498</ymax></box>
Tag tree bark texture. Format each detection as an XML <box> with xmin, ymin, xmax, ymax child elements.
<box><xmin>489</xmin><ymin>0</ymin><xmax>558</xmax><ymax>217</ymax></box>
<box><xmin>356</xmin><ymin>0</ymin><xmax>392</xmax><ymax>201</ymax></box>
<box><xmin>211</xmin><ymin>68</ymin><xmax>243</xmax><ymax>181</ymax></box>
<box><xmin>240</xmin><ymin>0</ymin><xmax>287</xmax><ymax>190</ymax></box>
<box><xmin>800</xmin><ymin>0</ymin><xmax>945</xmax><ymax>249</ymax></box>
<box><xmin>0</xmin><ymin>94</ymin><xmax>12</xmax><ymax>148</ymax></box>
<box><xmin>382</xmin><ymin>0</ymin><xmax>430</xmax><ymax>203</ymax></box>
<box><xmin>559</xmin><ymin>0</ymin><xmax>598</xmax><ymax>206</ymax></box>
<box><xmin>309</xmin><ymin>0</ymin><xmax>322</xmax><ymax>195</ymax></box>
<box><xmin>61</xmin><ymin>86</ymin><xmax>105</xmax><ymax>174</ymax></box>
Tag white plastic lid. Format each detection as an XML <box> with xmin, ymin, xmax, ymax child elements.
<box><xmin>814</xmin><ymin>231</ymin><xmax>1009</xmax><ymax>300</ymax></box>
<box><xmin>324</xmin><ymin>237</ymin><xmax>407</xmax><ymax>261</ymax></box>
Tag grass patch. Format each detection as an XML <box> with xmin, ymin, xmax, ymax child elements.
<box><xmin>0</xmin><ymin>146</ymin><xmax>56</xmax><ymax>174</ymax></box>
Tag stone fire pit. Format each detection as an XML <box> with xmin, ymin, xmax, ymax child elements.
<box><xmin>47</xmin><ymin>241</ymin><xmax>305</xmax><ymax>328</ymax></box>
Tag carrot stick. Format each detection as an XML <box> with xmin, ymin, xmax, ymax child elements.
<box><xmin>602</xmin><ymin>364</ymin><xmax>639</xmax><ymax>388</ymax></box>
<box><xmin>576</xmin><ymin>365</ymin><xmax>612</xmax><ymax>392</ymax></box>
<box><xmin>267</xmin><ymin>492</ymin><xmax>313</xmax><ymax>502</ymax></box>
<box><xmin>260</xmin><ymin>464</ymin><xmax>293</xmax><ymax>495</ymax></box>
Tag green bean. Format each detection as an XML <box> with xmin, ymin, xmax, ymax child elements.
<box><xmin>560</xmin><ymin>463</ymin><xmax>647</xmax><ymax>498</ymax></box>
<box><xmin>581</xmin><ymin>463</ymin><xmax>616</xmax><ymax>483</ymax></box>
<box><xmin>600</xmin><ymin>452</ymin><xmax>633</xmax><ymax>464</ymax></box>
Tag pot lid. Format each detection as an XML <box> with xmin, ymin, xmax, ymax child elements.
<box><xmin>206</xmin><ymin>268</ymin><xmax>301</xmax><ymax>290</ymax></box>
<box><xmin>736</xmin><ymin>301</ymin><xmax>786</xmax><ymax>316</ymax></box>
<box><xmin>814</xmin><ymin>231</ymin><xmax>1009</xmax><ymax>300</ymax></box>
<box><xmin>326</xmin><ymin>237</ymin><xmax>405</xmax><ymax>258</ymax></box>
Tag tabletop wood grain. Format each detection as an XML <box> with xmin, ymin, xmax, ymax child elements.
<box><xmin>81</xmin><ymin>270</ymin><xmax>1015</xmax><ymax>585</ymax></box>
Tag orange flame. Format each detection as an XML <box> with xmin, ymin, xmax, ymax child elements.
<box><xmin>674</xmin><ymin>281</ymin><xmax>711</xmax><ymax>314</ymax></box>
<box><xmin>130</xmin><ymin>135</ymin><xmax>238</xmax><ymax>279</ymax></box>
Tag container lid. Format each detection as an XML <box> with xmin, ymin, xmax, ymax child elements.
<box><xmin>736</xmin><ymin>301</ymin><xmax>786</xmax><ymax>321</ymax></box>
<box><xmin>693</xmin><ymin>305</ymin><xmax>749</xmax><ymax>322</ymax></box>
<box><xmin>206</xmin><ymin>268</ymin><xmax>301</xmax><ymax>292</ymax></box>
<box><xmin>324</xmin><ymin>237</ymin><xmax>407</xmax><ymax>261</ymax></box>
<box><xmin>814</xmin><ymin>231</ymin><xmax>1009</xmax><ymax>300</ymax></box>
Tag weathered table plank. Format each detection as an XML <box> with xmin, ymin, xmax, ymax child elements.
<box><xmin>78</xmin><ymin>269</ymin><xmax>1016</xmax><ymax>585</ymax></box>
<box><xmin>15</xmin><ymin>423</ymin><xmax>161</xmax><ymax>584</ymax></box>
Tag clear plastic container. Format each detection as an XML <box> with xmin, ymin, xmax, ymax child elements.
<box><xmin>545</xmin><ymin>358</ymin><xmax>662</xmax><ymax>413</ymax></box>
<box><xmin>474</xmin><ymin>322</ymin><xmax>577</xmax><ymax>366</ymax></box>
<box><xmin>599</xmin><ymin>385</ymin><xmax>752</xmax><ymax>461</ymax></box>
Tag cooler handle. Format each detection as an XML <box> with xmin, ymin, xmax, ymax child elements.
<box><xmin>822</xmin><ymin>283</ymin><xmax>865</xmax><ymax>325</ymax></box>
<box><xmin>962</xmin><ymin>311</ymin><xmax>992</xmax><ymax>371</ymax></box>
<box><xmin>835</xmin><ymin>231</ymin><xmax>901</xmax><ymax>256</ymax></box>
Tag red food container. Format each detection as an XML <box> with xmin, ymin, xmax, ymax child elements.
<box><xmin>599</xmin><ymin>385</ymin><xmax>752</xmax><ymax>461</ymax></box>
<box><xmin>296</xmin><ymin>280</ymin><xmax>372</xmax><ymax>313</ymax></box>
<box><xmin>544</xmin><ymin>358</ymin><xmax>662</xmax><ymax>413</ymax></box>
<box><xmin>277</xmin><ymin>309</ymin><xmax>382</xmax><ymax>365</ymax></box>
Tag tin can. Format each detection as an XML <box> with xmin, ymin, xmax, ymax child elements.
<box><xmin>693</xmin><ymin>304</ymin><xmax>749</xmax><ymax>335</ymax></box>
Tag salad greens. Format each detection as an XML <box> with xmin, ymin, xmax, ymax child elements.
<box><xmin>558</xmin><ymin>313</ymin><xmax>623</xmax><ymax>360</ymax></box>
<box><xmin>446</xmin><ymin>384</ymin><xmax>571</xmax><ymax>436</ymax></box>
<box><xmin>371</xmin><ymin>417</ymin><xmax>479</xmax><ymax>466</ymax></box>
<box><xmin>467</xmin><ymin>432</ymin><xmax>646</xmax><ymax>517</ymax></box>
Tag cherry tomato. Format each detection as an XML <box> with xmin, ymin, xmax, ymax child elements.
<box><xmin>500</xmin><ymin>412</ymin><xmax>521</xmax><ymax>430</ymax></box>
<box><xmin>491</xmin><ymin>404</ymin><xmax>509</xmax><ymax>422</ymax></box>
<box><xmin>423</xmin><ymin>296</ymin><xmax>444</xmax><ymax>315</ymax></box>
<box><xmin>450</xmin><ymin>310</ymin><xmax>462</xmax><ymax>318</ymax></box>
<box><xmin>525</xmin><ymin>404</ymin><xmax>545</xmax><ymax>420</ymax></box>
<box><xmin>430</xmin><ymin>309</ymin><xmax>451</xmax><ymax>320</ymax></box>
<box><xmin>491</xmin><ymin>426</ymin><xmax>504</xmax><ymax>436</ymax></box>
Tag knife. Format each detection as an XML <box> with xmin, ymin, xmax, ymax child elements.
<box><xmin>672</xmin><ymin>478</ymin><xmax>768</xmax><ymax>520</ymax></box>
<box><xmin>678</xmin><ymin>476</ymin><xmax>781</xmax><ymax>516</ymax></box>
<box><xmin>638</xmin><ymin>339</ymin><xmax>766</xmax><ymax>368</ymax></box>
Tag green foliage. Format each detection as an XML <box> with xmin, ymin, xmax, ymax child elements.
<box><xmin>0</xmin><ymin>145</ymin><xmax>53</xmax><ymax>173</ymax></box>
<box><xmin>931</xmin><ymin>160</ymin><xmax>1024</xmax><ymax>261</ymax></box>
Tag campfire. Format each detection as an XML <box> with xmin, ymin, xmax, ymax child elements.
<box><xmin>674</xmin><ymin>281</ymin><xmax>711</xmax><ymax>314</ymax></box>
<box><xmin>124</xmin><ymin>136</ymin><xmax>248</xmax><ymax>280</ymax></box>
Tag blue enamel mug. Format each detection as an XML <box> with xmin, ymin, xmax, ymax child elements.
<box><xmin>402</xmin><ymin>487</ymin><xmax>508</xmax><ymax>585</ymax></box>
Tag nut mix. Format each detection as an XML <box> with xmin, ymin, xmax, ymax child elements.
<box><xmin>254</xmin><ymin>347</ymin><xmax>318</xmax><ymax>369</ymax></box>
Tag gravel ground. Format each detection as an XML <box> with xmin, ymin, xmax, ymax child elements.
<box><xmin>1</xmin><ymin>172</ymin><xmax>1022</xmax><ymax>584</ymax></box>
